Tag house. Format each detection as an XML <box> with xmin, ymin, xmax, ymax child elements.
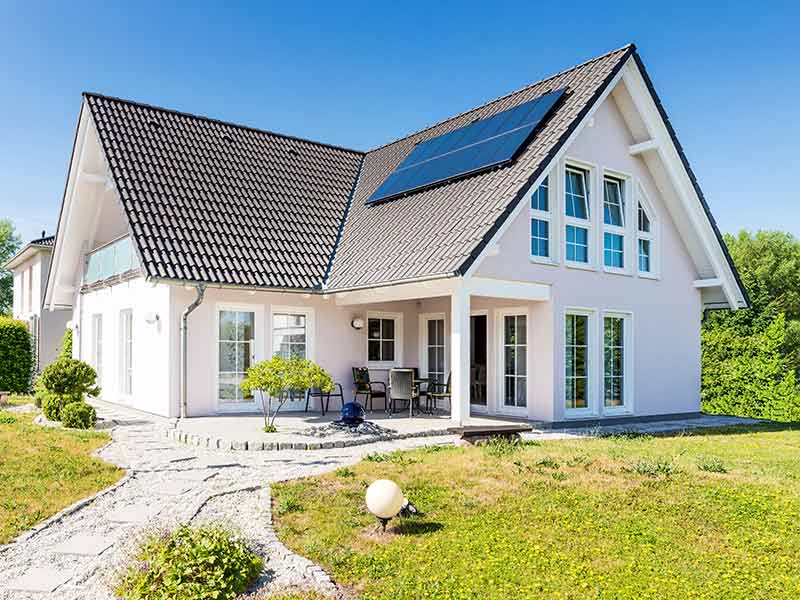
<box><xmin>42</xmin><ymin>44</ymin><xmax>748</xmax><ymax>424</ymax></box>
<box><xmin>4</xmin><ymin>233</ymin><xmax>71</xmax><ymax>370</ymax></box>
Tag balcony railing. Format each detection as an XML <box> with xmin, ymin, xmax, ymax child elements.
<box><xmin>84</xmin><ymin>236</ymin><xmax>140</xmax><ymax>284</ymax></box>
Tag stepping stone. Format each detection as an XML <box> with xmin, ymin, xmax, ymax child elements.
<box><xmin>168</xmin><ymin>454</ymin><xmax>197</xmax><ymax>463</ymax></box>
<box><xmin>5</xmin><ymin>567</ymin><xmax>73</xmax><ymax>592</ymax></box>
<box><xmin>173</xmin><ymin>470</ymin><xmax>217</xmax><ymax>482</ymax></box>
<box><xmin>52</xmin><ymin>533</ymin><xmax>114</xmax><ymax>556</ymax></box>
<box><xmin>197</xmin><ymin>460</ymin><xmax>239</xmax><ymax>469</ymax></box>
<box><xmin>156</xmin><ymin>481</ymin><xmax>190</xmax><ymax>496</ymax></box>
<box><xmin>108</xmin><ymin>504</ymin><xmax>161</xmax><ymax>524</ymax></box>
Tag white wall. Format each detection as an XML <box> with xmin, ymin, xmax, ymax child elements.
<box><xmin>77</xmin><ymin>277</ymin><xmax>172</xmax><ymax>415</ymax></box>
<box><xmin>476</xmin><ymin>93</ymin><xmax>703</xmax><ymax>421</ymax></box>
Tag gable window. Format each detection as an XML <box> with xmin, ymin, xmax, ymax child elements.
<box><xmin>565</xmin><ymin>312</ymin><xmax>590</xmax><ymax>412</ymax></box>
<box><xmin>119</xmin><ymin>309</ymin><xmax>133</xmax><ymax>396</ymax></box>
<box><xmin>564</xmin><ymin>166</ymin><xmax>590</xmax><ymax>264</ymax></box>
<box><xmin>367</xmin><ymin>313</ymin><xmax>402</xmax><ymax>366</ymax></box>
<box><xmin>530</xmin><ymin>176</ymin><xmax>551</xmax><ymax>260</ymax></box>
<box><xmin>602</xmin><ymin>177</ymin><xmax>625</xmax><ymax>270</ymax></box>
<box><xmin>637</xmin><ymin>201</ymin><xmax>655</xmax><ymax>275</ymax></box>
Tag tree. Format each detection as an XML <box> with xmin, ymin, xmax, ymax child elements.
<box><xmin>240</xmin><ymin>355</ymin><xmax>332</xmax><ymax>432</ymax></box>
<box><xmin>0</xmin><ymin>219</ymin><xmax>22</xmax><ymax>316</ymax></box>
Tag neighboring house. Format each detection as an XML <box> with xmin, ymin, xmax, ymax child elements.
<box><xmin>43</xmin><ymin>44</ymin><xmax>748</xmax><ymax>423</ymax></box>
<box><xmin>4</xmin><ymin>233</ymin><xmax>71</xmax><ymax>370</ymax></box>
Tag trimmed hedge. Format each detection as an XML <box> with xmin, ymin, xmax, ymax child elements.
<box><xmin>61</xmin><ymin>401</ymin><xmax>97</xmax><ymax>429</ymax></box>
<box><xmin>0</xmin><ymin>317</ymin><xmax>32</xmax><ymax>393</ymax></box>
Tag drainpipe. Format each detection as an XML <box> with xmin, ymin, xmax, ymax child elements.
<box><xmin>180</xmin><ymin>284</ymin><xmax>206</xmax><ymax>419</ymax></box>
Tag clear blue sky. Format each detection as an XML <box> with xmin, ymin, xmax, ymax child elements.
<box><xmin>1</xmin><ymin>1</ymin><xmax>797</xmax><ymax>243</ymax></box>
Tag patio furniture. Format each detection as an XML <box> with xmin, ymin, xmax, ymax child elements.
<box><xmin>305</xmin><ymin>383</ymin><xmax>344</xmax><ymax>416</ymax></box>
<box><xmin>412</xmin><ymin>367</ymin><xmax>429</xmax><ymax>411</ymax></box>
<box><xmin>352</xmin><ymin>367</ymin><xmax>386</xmax><ymax>412</ymax></box>
<box><xmin>389</xmin><ymin>368</ymin><xmax>419</xmax><ymax>418</ymax></box>
<box><xmin>427</xmin><ymin>372</ymin><xmax>451</xmax><ymax>414</ymax></box>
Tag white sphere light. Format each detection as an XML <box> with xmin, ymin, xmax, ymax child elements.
<box><xmin>365</xmin><ymin>479</ymin><xmax>404</xmax><ymax>522</ymax></box>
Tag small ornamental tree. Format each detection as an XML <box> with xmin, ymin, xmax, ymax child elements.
<box><xmin>0</xmin><ymin>317</ymin><xmax>33</xmax><ymax>393</ymax></box>
<box><xmin>37</xmin><ymin>358</ymin><xmax>100</xmax><ymax>421</ymax></box>
<box><xmin>240</xmin><ymin>355</ymin><xmax>332</xmax><ymax>432</ymax></box>
<box><xmin>58</xmin><ymin>328</ymin><xmax>73</xmax><ymax>360</ymax></box>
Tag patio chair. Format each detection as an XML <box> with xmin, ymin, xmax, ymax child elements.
<box><xmin>389</xmin><ymin>368</ymin><xmax>419</xmax><ymax>417</ymax></box>
<box><xmin>412</xmin><ymin>367</ymin><xmax>429</xmax><ymax>410</ymax></box>
<box><xmin>352</xmin><ymin>367</ymin><xmax>386</xmax><ymax>412</ymax></box>
<box><xmin>305</xmin><ymin>383</ymin><xmax>344</xmax><ymax>416</ymax></box>
<box><xmin>427</xmin><ymin>372</ymin><xmax>451</xmax><ymax>414</ymax></box>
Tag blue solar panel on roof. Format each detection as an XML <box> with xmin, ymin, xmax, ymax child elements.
<box><xmin>367</xmin><ymin>88</ymin><xmax>566</xmax><ymax>205</ymax></box>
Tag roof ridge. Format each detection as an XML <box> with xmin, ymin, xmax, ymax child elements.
<box><xmin>366</xmin><ymin>43</ymin><xmax>636</xmax><ymax>154</ymax></box>
<box><xmin>82</xmin><ymin>91</ymin><xmax>366</xmax><ymax>156</ymax></box>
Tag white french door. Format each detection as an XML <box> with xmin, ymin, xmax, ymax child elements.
<box><xmin>421</xmin><ymin>314</ymin><xmax>447</xmax><ymax>386</ymax></box>
<box><xmin>271</xmin><ymin>309</ymin><xmax>311</xmax><ymax>411</ymax></box>
<box><xmin>497</xmin><ymin>310</ymin><xmax>528</xmax><ymax>416</ymax></box>
<box><xmin>217</xmin><ymin>308</ymin><xmax>257</xmax><ymax>409</ymax></box>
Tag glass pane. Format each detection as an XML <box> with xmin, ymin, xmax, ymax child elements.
<box><xmin>368</xmin><ymin>318</ymin><xmax>381</xmax><ymax>340</ymax></box>
<box><xmin>603</xmin><ymin>179</ymin><xmax>624</xmax><ymax>226</ymax></box>
<box><xmin>434</xmin><ymin>348</ymin><xmax>444</xmax><ymax>372</ymax></box>
<box><xmin>241</xmin><ymin>341</ymin><xmax>252</xmax><ymax>371</ymax></box>
<box><xmin>368</xmin><ymin>340</ymin><xmax>381</xmax><ymax>361</ymax></box>
<box><xmin>436</xmin><ymin>319</ymin><xmax>444</xmax><ymax>342</ymax></box>
<box><xmin>517</xmin><ymin>316</ymin><xmax>527</xmax><ymax>345</ymax></box>
<box><xmin>428</xmin><ymin>347</ymin><xmax>437</xmax><ymax>373</ymax></box>
<box><xmin>517</xmin><ymin>346</ymin><xmax>527</xmax><ymax>376</ymax></box>
<box><xmin>239</xmin><ymin>311</ymin><xmax>254</xmax><ymax>341</ymax></box>
<box><xmin>516</xmin><ymin>377</ymin><xmax>527</xmax><ymax>407</ymax></box>
<box><xmin>504</xmin><ymin>376</ymin><xmax>514</xmax><ymax>405</ymax></box>
<box><xmin>505</xmin><ymin>346</ymin><xmax>515</xmax><ymax>375</ymax></box>
<box><xmin>574</xmin><ymin>347</ymin><xmax>587</xmax><ymax>377</ymax></box>
<box><xmin>574</xmin><ymin>378</ymin><xmax>587</xmax><ymax>408</ymax></box>
<box><xmin>219</xmin><ymin>341</ymin><xmax>237</xmax><ymax>372</ymax></box>
<box><xmin>381</xmin><ymin>341</ymin><xmax>395</xmax><ymax>361</ymax></box>
<box><xmin>504</xmin><ymin>316</ymin><xmax>516</xmax><ymax>344</ymax></box>
<box><xmin>428</xmin><ymin>320</ymin><xmax>437</xmax><ymax>345</ymax></box>
<box><xmin>638</xmin><ymin>203</ymin><xmax>651</xmax><ymax>232</ymax></box>
<box><xmin>574</xmin><ymin>315</ymin><xmax>587</xmax><ymax>346</ymax></box>
<box><xmin>219</xmin><ymin>311</ymin><xmax>237</xmax><ymax>340</ymax></box>
<box><xmin>382</xmin><ymin>319</ymin><xmax>395</xmax><ymax>340</ymax></box>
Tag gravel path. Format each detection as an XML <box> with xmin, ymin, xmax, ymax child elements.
<box><xmin>0</xmin><ymin>401</ymin><xmax>457</xmax><ymax>599</ymax></box>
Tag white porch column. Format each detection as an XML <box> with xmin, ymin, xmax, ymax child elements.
<box><xmin>450</xmin><ymin>286</ymin><xmax>470</xmax><ymax>426</ymax></box>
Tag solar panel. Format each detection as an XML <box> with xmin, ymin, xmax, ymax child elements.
<box><xmin>367</xmin><ymin>88</ymin><xmax>566</xmax><ymax>205</ymax></box>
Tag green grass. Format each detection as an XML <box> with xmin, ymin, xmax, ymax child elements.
<box><xmin>273</xmin><ymin>424</ymin><xmax>800</xmax><ymax>599</ymax></box>
<box><xmin>0</xmin><ymin>411</ymin><xmax>123</xmax><ymax>543</ymax></box>
<box><xmin>2</xmin><ymin>394</ymin><xmax>35</xmax><ymax>407</ymax></box>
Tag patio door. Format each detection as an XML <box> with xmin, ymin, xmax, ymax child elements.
<box><xmin>271</xmin><ymin>308</ymin><xmax>311</xmax><ymax>411</ymax></box>
<box><xmin>217</xmin><ymin>308</ymin><xmax>257</xmax><ymax>409</ymax></box>
<box><xmin>498</xmin><ymin>311</ymin><xmax>527</xmax><ymax>415</ymax></box>
<box><xmin>470</xmin><ymin>313</ymin><xmax>488</xmax><ymax>412</ymax></box>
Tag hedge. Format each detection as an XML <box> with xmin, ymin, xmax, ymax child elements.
<box><xmin>0</xmin><ymin>317</ymin><xmax>32</xmax><ymax>393</ymax></box>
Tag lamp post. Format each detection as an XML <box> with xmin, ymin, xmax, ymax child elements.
<box><xmin>365</xmin><ymin>479</ymin><xmax>404</xmax><ymax>532</ymax></box>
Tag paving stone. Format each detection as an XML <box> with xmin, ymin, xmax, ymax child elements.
<box><xmin>156</xmin><ymin>481</ymin><xmax>191</xmax><ymax>496</ymax></box>
<box><xmin>168</xmin><ymin>453</ymin><xmax>197</xmax><ymax>463</ymax></box>
<box><xmin>52</xmin><ymin>533</ymin><xmax>114</xmax><ymax>556</ymax></box>
<box><xmin>173</xmin><ymin>469</ymin><xmax>217</xmax><ymax>482</ymax></box>
<box><xmin>108</xmin><ymin>504</ymin><xmax>161</xmax><ymax>524</ymax></box>
<box><xmin>5</xmin><ymin>567</ymin><xmax>73</xmax><ymax>592</ymax></box>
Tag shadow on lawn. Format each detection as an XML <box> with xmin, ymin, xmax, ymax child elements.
<box><xmin>393</xmin><ymin>520</ymin><xmax>443</xmax><ymax>536</ymax></box>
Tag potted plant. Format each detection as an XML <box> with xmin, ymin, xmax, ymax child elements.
<box><xmin>240</xmin><ymin>355</ymin><xmax>332</xmax><ymax>433</ymax></box>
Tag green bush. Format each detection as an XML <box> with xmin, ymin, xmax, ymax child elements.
<box><xmin>37</xmin><ymin>358</ymin><xmax>99</xmax><ymax>422</ymax></box>
<box><xmin>61</xmin><ymin>401</ymin><xmax>96</xmax><ymax>429</ymax></box>
<box><xmin>58</xmin><ymin>329</ymin><xmax>73</xmax><ymax>360</ymax></box>
<box><xmin>114</xmin><ymin>524</ymin><xmax>263</xmax><ymax>600</ymax></box>
<box><xmin>0</xmin><ymin>317</ymin><xmax>32</xmax><ymax>393</ymax></box>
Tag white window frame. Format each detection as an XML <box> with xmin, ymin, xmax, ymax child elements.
<box><xmin>214</xmin><ymin>302</ymin><xmax>263</xmax><ymax>412</ymax></box>
<box><xmin>419</xmin><ymin>312</ymin><xmax>447</xmax><ymax>384</ymax></box>
<box><xmin>119</xmin><ymin>309</ymin><xmax>133</xmax><ymax>398</ymax></box>
<box><xmin>563</xmin><ymin>159</ymin><xmax>596</xmax><ymax>270</ymax></box>
<box><xmin>366</xmin><ymin>311</ymin><xmax>403</xmax><ymax>369</ymax></box>
<box><xmin>601</xmin><ymin>310</ymin><xmax>634</xmax><ymax>416</ymax></box>
<box><xmin>495</xmin><ymin>307</ymin><xmax>529</xmax><ymax>417</ymax></box>
<box><xmin>529</xmin><ymin>173</ymin><xmax>557</xmax><ymax>265</ymax></box>
<box><xmin>92</xmin><ymin>313</ymin><xmax>103</xmax><ymax>387</ymax></box>
<box><xmin>636</xmin><ymin>181</ymin><xmax>660</xmax><ymax>279</ymax></box>
<box><xmin>601</xmin><ymin>170</ymin><xmax>633</xmax><ymax>276</ymax></box>
<box><xmin>563</xmin><ymin>307</ymin><xmax>597</xmax><ymax>418</ymax></box>
<box><xmin>269</xmin><ymin>305</ymin><xmax>315</xmax><ymax>362</ymax></box>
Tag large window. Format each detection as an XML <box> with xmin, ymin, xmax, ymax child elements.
<box><xmin>603</xmin><ymin>177</ymin><xmax>626</xmax><ymax>270</ymax></box>
<box><xmin>565</xmin><ymin>313</ymin><xmax>589</xmax><ymax>411</ymax></box>
<box><xmin>565</xmin><ymin>167</ymin><xmax>590</xmax><ymax>264</ymax></box>
<box><xmin>119</xmin><ymin>310</ymin><xmax>133</xmax><ymax>396</ymax></box>
<box><xmin>637</xmin><ymin>201</ymin><xmax>655</xmax><ymax>275</ymax></box>
<box><xmin>368</xmin><ymin>316</ymin><xmax>398</xmax><ymax>364</ymax></box>
<box><xmin>272</xmin><ymin>313</ymin><xmax>307</xmax><ymax>359</ymax></box>
<box><xmin>92</xmin><ymin>314</ymin><xmax>103</xmax><ymax>382</ymax></box>
<box><xmin>85</xmin><ymin>236</ymin><xmax>140</xmax><ymax>284</ymax></box>
<box><xmin>502</xmin><ymin>314</ymin><xmax>527</xmax><ymax>409</ymax></box>
<box><xmin>530</xmin><ymin>176</ymin><xmax>551</xmax><ymax>259</ymax></box>
<box><xmin>603</xmin><ymin>316</ymin><xmax>625</xmax><ymax>408</ymax></box>
<box><xmin>218</xmin><ymin>309</ymin><xmax>255</xmax><ymax>404</ymax></box>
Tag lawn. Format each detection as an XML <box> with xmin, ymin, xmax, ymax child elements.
<box><xmin>0</xmin><ymin>410</ymin><xmax>123</xmax><ymax>543</ymax></box>
<box><xmin>273</xmin><ymin>425</ymin><xmax>800</xmax><ymax>600</ymax></box>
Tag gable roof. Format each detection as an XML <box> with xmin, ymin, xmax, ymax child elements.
<box><xmin>85</xmin><ymin>93</ymin><xmax>364</xmax><ymax>289</ymax></box>
<box><xmin>3</xmin><ymin>234</ymin><xmax>56</xmax><ymax>270</ymax></box>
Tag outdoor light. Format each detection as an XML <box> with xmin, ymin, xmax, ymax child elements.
<box><xmin>351</xmin><ymin>317</ymin><xmax>365</xmax><ymax>330</ymax></box>
<box><xmin>144</xmin><ymin>312</ymin><xmax>160</xmax><ymax>324</ymax></box>
<box><xmin>365</xmin><ymin>479</ymin><xmax>404</xmax><ymax>531</ymax></box>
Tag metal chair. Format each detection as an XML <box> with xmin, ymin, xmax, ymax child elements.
<box><xmin>427</xmin><ymin>372</ymin><xmax>451</xmax><ymax>414</ymax></box>
<box><xmin>389</xmin><ymin>368</ymin><xmax>419</xmax><ymax>417</ymax></box>
<box><xmin>352</xmin><ymin>367</ymin><xmax>386</xmax><ymax>412</ymax></box>
<box><xmin>412</xmin><ymin>367</ymin><xmax>429</xmax><ymax>410</ymax></box>
<box><xmin>305</xmin><ymin>383</ymin><xmax>344</xmax><ymax>416</ymax></box>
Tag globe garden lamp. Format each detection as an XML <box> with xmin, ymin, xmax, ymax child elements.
<box><xmin>365</xmin><ymin>479</ymin><xmax>404</xmax><ymax>532</ymax></box>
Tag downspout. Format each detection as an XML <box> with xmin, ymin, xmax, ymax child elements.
<box><xmin>180</xmin><ymin>284</ymin><xmax>206</xmax><ymax>419</ymax></box>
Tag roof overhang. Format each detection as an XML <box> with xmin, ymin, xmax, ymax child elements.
<box><xmin>3</xmin><ymin>243</ymin><xmax>52</xmax><ymax>271</ymax></box>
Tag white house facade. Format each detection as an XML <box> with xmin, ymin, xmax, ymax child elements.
<box><xmin>43</xmin><ymin>45</ymin><xmax>748</xmax><ymax>424</ymax></box>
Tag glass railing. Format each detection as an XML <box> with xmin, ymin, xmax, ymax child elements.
<box><xmin>84</xmin><ymin>236</ymin><xmax>140</xmax><ymax>284</ymax></box>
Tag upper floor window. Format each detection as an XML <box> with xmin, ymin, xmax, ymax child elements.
<box><xmin>602</xmin><ymin>176</ymin><xmax>626</xmax><ymax>270</ymax></box>
<box><xmin>637</xmin><ymin>201</ymin><xmax>655</xmax><ymax>275</ymax></box>
<box><xmin>565</xmin><ymin>167</ymin><xmax>590</xmax><ymax>264</ymax></box>
<box><xmin>530</xmin><ymin>176</ymin><xmax>551</xmax><ymax>259</ymax></box>
<box><xmin>85</xmin><ymin>236</ymin><xmax>140</xmax><ymax>284</ymax></box>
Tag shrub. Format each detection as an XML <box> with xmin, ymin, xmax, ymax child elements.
<box><xmin>0</xmin><ymin>317</ymin><xmax>32</xmax><ymax>393</ymax></box>
<box><xmin>628</xmin><ymin>457</ymin><xmax>678</xmax><ymax>478</ymax></box>
<box><xmin>114</xmin><ymin>524</ymin><xmax>263</xmax><ymax>600</ymax></box>
<box><xmin>37</xmin><ymin>358</ymin><xmax>99</xmax><ymax>421</ymax></box>
<box><xmin>697</xmin><ymin>456</ymin><xmax>728</xmax><ymax>474</ymax></box>
<box><xmin>58</xmin><ymin>328</ymin><xmax>73</xmax><ymax>360</ymax></box>
<box><xmin>61</xmin><ymin>401</ymin><xmax>97</xmax><ymax>429</ymax></box>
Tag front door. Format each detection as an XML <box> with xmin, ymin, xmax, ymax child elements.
<box><xmin>217</xmin><ymin>309</ymin><xmax>257</xmax><ymax>409</ymax></box>
<box><xmin>470</xmin><ymin>314</ymin><xmax>488</xmax><ymax>411</ymax></box>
